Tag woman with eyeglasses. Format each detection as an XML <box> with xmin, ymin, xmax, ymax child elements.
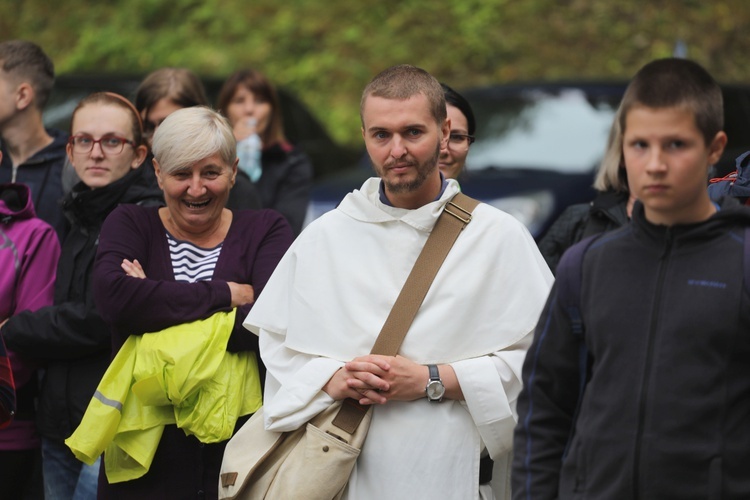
<box><xmin>439</xmin><ymin>83</ymin><xmax>476</xmax><ymax>181</ymax></box>
<box><xmin>0</xmin><ymin>92</ymin><xmax>163</xmax><ymax>498</ymax></box>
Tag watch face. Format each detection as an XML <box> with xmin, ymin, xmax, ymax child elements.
<box><xmin>426</xmin><ymin>380</ymin><xmax>445</xmax><ymax>401</ymax></box>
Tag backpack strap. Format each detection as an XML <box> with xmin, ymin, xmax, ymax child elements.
<box><xmin>555</xmin><ymin>233</ymin><xmax>601</xmax><ymax>457</ymax></box>
<box><xmin>557</xmin><ymin>234</ymin><xmax>601</xmax><ymax>336</ymax></box>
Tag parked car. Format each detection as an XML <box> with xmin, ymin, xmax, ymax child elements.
<box><xmin>43</xmin><ymin>74</ymin><xmax>359</xmax><ymax>180</ymax></box>
<box><xmin>305</xmin><ymin>81</ymin><xmax>750</xmax><ymax>239</ymax></box>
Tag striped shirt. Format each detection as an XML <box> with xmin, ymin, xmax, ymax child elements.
<box><xmin>166</xmin><ymin>232</ymin><xmax>223</xmax><ymax>283</ymax></box>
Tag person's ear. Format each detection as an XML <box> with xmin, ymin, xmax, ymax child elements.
<box><xmin>440</xmin><ymin>117</ymin><xmax>451</xmax><ymax>149</ymax></box>
<box><xmin>708</xmin><ymin>131</ymin><xmax>728</xmax><ymax>166</ymax></box>
<box><xmin>153</xmin><ymin>158</ymin><xmax>164</xmax><ymax>190</ymax></box>
<box><xmin>131</xmin><ymin>145</ymin><xmax>148</xmax><ymax>169</ymax></box>
<box><xmin>15</xmin><ymin>83</ymin><xmax>34</xmax><ymax>111</ymax></box>
<box><xmin>65</xmin><ymin>142</ymin><xmax>75</xmax><ymax>165</ymax></box>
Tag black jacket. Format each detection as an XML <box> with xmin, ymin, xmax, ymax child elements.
<box><xmin>2</xmin><ymin>166</ymin><xmax>163</xmax><ymax>442</ymax></box>
<box><xmin>0</xmin><ymin>128</ymin><xmax>68</xmax><ymax>239</ymax></box>
<box><xmin>257</xmin><ymin>143</ymin><xmax>313</xmax><ymax>236</ymax></box>
<box><xmin>538</xmin><ymin>190</ymin><xmax>629</xmax><ymax>275</ymax></box>
<box><xmin>514</xmin><ymin>198</ymin><xmax>750</xmax><ymax>499</ymax></box>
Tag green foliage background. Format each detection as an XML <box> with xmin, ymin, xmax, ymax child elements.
<box><xmin>2</xmin><ymin>0</ymin><xmax>750</xmax><ymax>146</ymax></box>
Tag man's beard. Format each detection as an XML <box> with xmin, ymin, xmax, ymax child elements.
<box><xmin>378</xmin><ymin>142</ymin><xmax>440</xmax><ymax>195</ymax></box>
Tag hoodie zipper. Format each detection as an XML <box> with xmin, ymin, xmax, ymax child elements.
<box><xmin>632</xmin><ymin>228</ymin><xmax>673</xmax><ymax>497</ymax></box>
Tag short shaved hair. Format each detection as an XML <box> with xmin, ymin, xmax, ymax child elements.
<box><xmin>0</xmin><ymin>40</ymin><xmax>55</xmax><ymax>109</ymax></box>
<box><xmin>360</xmin><ymin>65</ymin><xmax>446</xmax><ymax>126</ymax></box>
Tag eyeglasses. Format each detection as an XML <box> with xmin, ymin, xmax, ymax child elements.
<box><xmin>68</xmin><ymin>134</ymin><xmax>136</xmax><ymax>155</ymax></box>
<box><xmin>448</xmin><ymin>133</ymin><xmax>475</xmax><ymax>150</ymax></box>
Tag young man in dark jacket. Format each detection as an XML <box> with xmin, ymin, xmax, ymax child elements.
<box><xmin>0</xmin><ymin>40</ymin><xmax>67</xmax><ymax>240</ymax></box>
<box><xmin>513</xmin><ymin>58</ymin><xmax>750</xmax><ymax>499</ymax></box>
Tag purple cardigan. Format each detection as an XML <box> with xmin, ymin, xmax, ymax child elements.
<box><xmin>92</xmin><ymin>204</ymin><xmax>293</xmax><ymax>499</ymax></box>
<box><xmin>93</xmin><ymin>205</ymin><xmax>293</xmax><ymax>353</ymax></box>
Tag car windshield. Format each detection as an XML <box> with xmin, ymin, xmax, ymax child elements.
<box><xmin>465</xmin><ymin>86</ymin><xmax>622</xmax><ymax>173</ymax></box>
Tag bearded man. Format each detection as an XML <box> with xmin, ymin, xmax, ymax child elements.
<box><xmin>243</xmin><ymin>64</ymin><xmax>553</xmax><ymax>499</ymax></box>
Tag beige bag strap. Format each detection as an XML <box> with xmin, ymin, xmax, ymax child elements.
<box><xmin>331</xmin><ymin>192</ymin><xmax>480</xmax><ymax>433</ymax></box>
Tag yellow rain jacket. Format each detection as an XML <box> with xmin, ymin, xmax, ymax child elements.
<box><xmin>65</xmin><ymin>310</ymin><xmax>262</xmax><ymax>483</ymax></box>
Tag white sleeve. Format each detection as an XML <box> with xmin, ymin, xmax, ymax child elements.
<box><xmin>450</xmin><ymin>329</ymin><xmax>533</xmax><ymax>459</ymax></box>
<box><xmin>259</xmin><ymin>327</ymin><xmax>344</xmax><ymax>432</ymax></box>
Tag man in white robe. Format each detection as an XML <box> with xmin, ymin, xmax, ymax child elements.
<box><xmin>244</xmin><ymin>64</ymin><xmax>553</xmax><ymax>499</ymax></box>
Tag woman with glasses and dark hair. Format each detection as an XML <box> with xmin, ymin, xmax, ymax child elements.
<box><xmin>135</xmin><ymin>67</ymin><xmax>209</xmax><ymax>148</ymax></box>
<box><xmin>439</xmin><ymin>83</ymin><xmax>476</xmax><ymax>180</ymax></box>
<box><xmin>217</xmin><ymin>68</ymin><xmax>313</xmax><ymax>235</ymax></box>
<box><xmin>0</xmin><ymin>92</ymin><xmax>163</xmax><ymax>498</ymax></box>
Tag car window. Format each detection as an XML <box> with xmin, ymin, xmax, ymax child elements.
<box><xmin>465</xmin><ymin>86</ymin><xmax>622</xmax><ymax>174</ymax></box>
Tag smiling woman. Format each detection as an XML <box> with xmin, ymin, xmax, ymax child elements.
<box><xmin>89</xmin><ymin>106</ymin><xmax>293</xmax><ymax>499</ymax></box>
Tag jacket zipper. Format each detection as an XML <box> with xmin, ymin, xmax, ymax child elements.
<box><xmin>632</xmin><ymin>228</ymin><xmax>673</xmax><ymax>497</ymax></box>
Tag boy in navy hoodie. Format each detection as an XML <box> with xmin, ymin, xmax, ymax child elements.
<box><xmin>513</xmin><ymin>58</ymin><xmax>750</xmax><ymax>499</ymax></box>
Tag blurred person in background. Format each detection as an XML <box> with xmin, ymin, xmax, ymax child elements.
<box><xmin>537</xmin><ymin>110</ymin><xmax>635</xmax><ymax>274</ymax></box>
<box><xmin>0</xmin><ymin>92</ymin><xmax>161</xmax><ymax>499</ymax></box>
<box><xmin>90</xmin><ymin>107</ymin><xmax>292</xmax><ymax>498</ymax></box>
<box><xmin>0</xmin><ymin>149</ymin><xmax>61</xmax><ymax>499</ymax></box>
<box><xmin>0</xmin><ymin>40</ymin><xmax>67</xmax><ymax>240</ymax></box>
<box><xmin>217</xmin><ymin>68</ymin><xmax>313</xmax><ymax>235</ymax></box>
<box><xmin>439</xmin><ymin>83</ymin><xmax>476</xmax><ymax>181</ymax></box>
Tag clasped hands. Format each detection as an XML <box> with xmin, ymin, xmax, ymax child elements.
<box><xmin>323</xmin><ymin>355</ymin><xmax>428</xmax><ymax>406</ymax></box>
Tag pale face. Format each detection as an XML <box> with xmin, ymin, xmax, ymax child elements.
<box><xmin>225</xmin><ymin>86</ymin><xmax>272</xmax><ymax>137</ymax></box>
<box><xmin>66</xmin><ymin>103</ymin><xmax>147</xmax><ymax>189</ymax></box>
<box><xmin>155</xmin><ymin>153</ymin><xmax>237</xmax><ymax>236</ymax></box>
<box><xmin>143</xmin><ymin>98</ymin><xmax>183</xmax><ymax>147</ymax></box>
<box><xmin>623</xmin><ymin>105</ymin><xmax>727</xmax><ymax>226</ymax></box>
<box><xmin>361</xmin><ymin>94</ymin><xmax>449</xmax><ymax>209</ymax></box>
<box><xmin>438</xmin><ymin>104</ymin><xmax>471</xmax><ymax>180</ymax></box>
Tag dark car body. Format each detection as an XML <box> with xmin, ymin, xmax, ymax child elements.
<box><xmin>305</xmin><ymin>81</ymin><xmax>750</xmax><ymax>239</ymax></box>
<box><xmin>43</xmin><ymin>74</ymin><xmax>359</xmax><ymax>180</ymax></box>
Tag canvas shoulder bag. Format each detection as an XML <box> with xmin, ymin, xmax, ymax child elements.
<box><xmin>218</xmin><ymin>193</ymin><xmax>480</xmax><ymax>500</ymax></box>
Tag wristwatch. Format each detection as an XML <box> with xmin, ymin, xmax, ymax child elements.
<box><xmin>425</xmin><ymin>364</ymin><xmax>445</xmax><ymax>402</ymax></box>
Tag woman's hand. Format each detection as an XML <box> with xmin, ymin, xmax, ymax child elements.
<box><xmin>228</xmin><ymin>282</ymin><xmax>255</xmax><ymax>307</ymax></box>
<box><xmin>233</xmin><ymin>119</ymin><xmax>257</xmax><ymax>142</ymax></box>
<box><xmin>121</xmin><ymin>259</ymin><xmax>146</xmax><ymax>279</ymax></box>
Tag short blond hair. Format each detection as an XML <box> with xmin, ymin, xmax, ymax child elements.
<box><xmin>152</xmin><ymin>106</ymin><xmax>236</xmax><ymax>174</ymax></box>
<box><xmin>360</xmin><ymin>65</ymin><xmax>446</xmax><ymax>126</ymax></box>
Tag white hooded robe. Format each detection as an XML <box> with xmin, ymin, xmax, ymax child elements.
<box><xmin>244</xmin><ymin>178</ymin><xmax>553</xmax><ymax>499</ymax></box>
